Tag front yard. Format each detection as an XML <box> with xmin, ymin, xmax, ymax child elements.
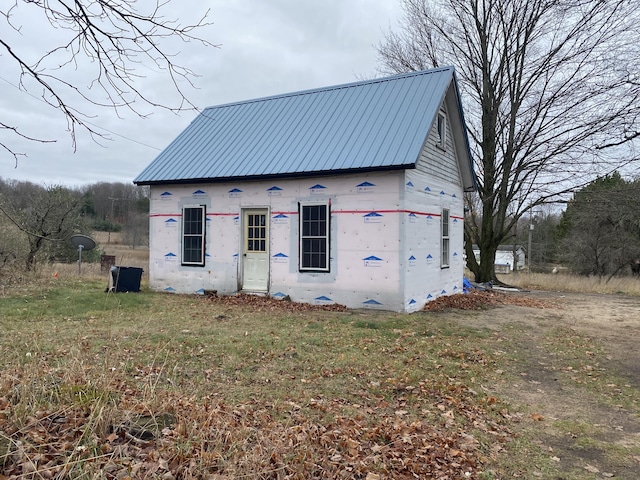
<box><xmin>1</xmin><ymin>276</ymin><xmax>638</xmax><ymax>478</ymax></box>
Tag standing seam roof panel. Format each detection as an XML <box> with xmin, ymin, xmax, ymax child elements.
<box><xmin>349</xmin><ymin>81</ymin><xmax>402</xmax><ymax>168</ymax></box>
<box><xmin>174</xmin><ymin>110</ymin><xmax>227</xmax><ymax>179</ymax></box>
<box><xmin>388</xmin><ymin>75</ymin><xmax>441</xmax><ymax>165</ymax></box>
<box><xmin>257</xmin><ymin>94</ymin><xmax>310</xmax><ymax>175</ymax></box>
<box><xmin>134</xmin><ymin>67</ymin><xmax>464</xmax><ymax>183</ymax></box>
<box><xmin>297</xmin><ymin>87</ymin><xmax>352</xmax><ymax>173</ymax></box>
<box><xmin>228</xmin><ymin>100</ymin><xmax>281</xmax><ymax>177</ymax></box>
<box><xmin>321</xmin><ymin>87</ymin><xmax>368</xmax><ymax>171</ymax></box>
<box><xmin>275</xmin><ymin>89</ymin><xmax>337</xmax><ymax>174</ymax></box>
<box><xmin>216</xmin><ymin>101</ymin><xmax>271</xmax><ymax>177</ymax></box>
<box><xmin>363</xmin><ymin>82</ymin><xmax>405</xmax><ymax>167</ymax></box>
<box><xmin>254</xmin><ymin>94</ymin><xmax>298</xmax><ymax>175</ymax></box>
<box><xmin>372</xmin><ymin>80</ymin><xmax>417</xmax><ymax>166</ymax></box>
<box><xmin>179</xmin><ymin>114</ymin><xmax>219</xmax><ymax>179</ymax></box>
<box><xmin>267</xmin><ymin>94</ymin><xmax>318</xmax><ymax>174</ymax></box>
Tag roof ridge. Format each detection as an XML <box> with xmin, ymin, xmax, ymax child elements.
<box><xmin>202</xmin><ymin>66</ymin><xmax>455</xmax><ymax>111</ymax></box>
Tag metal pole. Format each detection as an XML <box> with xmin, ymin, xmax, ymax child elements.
<box><xmin>528</xmin><ymin>223</ymin><xmax>533</xmax><ymax>273</ymax></box>
<box><xmin>77</xmin><ymin>245</ymin><xmax>84</xmax><ymax>274</ymax></box>
<box><xmin>512</xmin><ymin>233</ymin><xmax>518</xmax><ymax>276</ymax></box>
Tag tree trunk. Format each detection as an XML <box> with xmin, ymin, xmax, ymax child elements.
<box><xmin>477</xmin><ymin>242</ymin><xmax>499</xmax><ymax>283</ymax></box>
<box><xmin>475</xmin><ymin>201</ymin><xmax>502</xmax><ymax>283</ymax></box>
<box><xmin>25</xmin><ymin>235</ymin><xmax>45</xmax><ymax>271</ymax></box>
<box><xmin>464</xmin><ymin>226</ymin><xmax>500</xmax><ymax>283</ymax></box>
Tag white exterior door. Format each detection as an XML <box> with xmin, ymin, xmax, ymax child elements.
<box><xmin>242</xmin><ymin>209</ymin><xmax>269</xmax><ymax>292</ymax></box>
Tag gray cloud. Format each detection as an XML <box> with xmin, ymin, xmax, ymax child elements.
<box><xmin>0</xmin><ymin>0</ymin><xmax>401</xmax><ymax>186</ymax></box>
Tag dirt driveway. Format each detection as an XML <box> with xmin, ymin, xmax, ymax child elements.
<box><xmin>450</xmin><ymin>290</ymin><xmax>640</xmax><ymax>479</ymax></box>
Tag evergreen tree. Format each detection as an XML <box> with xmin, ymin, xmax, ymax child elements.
<box><xmin>557</xmin><ymin>173</ymin><xmax>640</xmax><ymax>278</ymax></box>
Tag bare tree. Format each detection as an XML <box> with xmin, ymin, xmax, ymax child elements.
<box><xmin>0</xmin><ymin>183</ymin><xmax>87</xmax><ymax>271</ymax></box>
<box><xmin>0</xmin><ymin>0</ymin><xmax>215</xmax><ymax>163</ymax></box>
<box><xmin>377</xmin><ymin>0</ymin><xmax>640</xmax><ymax>282</ymax></box>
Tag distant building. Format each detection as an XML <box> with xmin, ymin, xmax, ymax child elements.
<box><xmin>473</xmin><ymin>245</ymin><xmax>527</xmax><ymax>274</ymax></box>
<box><xmin>134</xmin><ymin>67</ymin><xmax>476</xmax><ymax>312</ymax></box>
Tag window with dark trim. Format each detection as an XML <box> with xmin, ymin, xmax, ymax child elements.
<box><xmin>299</xmin><ymin>203</ymin><xmax>330</xmax><ymax>271</ymax></box>
<box><xmin>182</xmin><ymin>205</ymin><xmax>205</xmax><ymax>266</ymax></box>
<box><xmin>441</xmin><ymin>208</ymin><xmax>450</xmax><ymax>268</ymax></box>
<box><xmin>436</xmin><ymin>111</ymin><xmax>447</xmax><ymax>149</ymax></box>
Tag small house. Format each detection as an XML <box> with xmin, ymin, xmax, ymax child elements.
<box><xmin>134</xmin><ymin>67</ymin><xmax>476</xmax><ymax>312</ymax></box>
<box><xmin>472</xmin><ymin>245</ymin><xmax>527</xmax><ymax>273</ymax></box>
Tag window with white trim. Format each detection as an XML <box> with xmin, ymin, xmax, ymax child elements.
<box><xmin>436</xmin><ymin>111</ymin><xmax>447</xmax><ymax>149</ymax></box>
<box><xmin>441</xmin><ymin>208</ymin><xmax>450</xmax><ymax>268</ymax></box>
<box><xmin>299</xmin><ymin>203</ymin><xmax>330</xmax><ymax>271</ymax></box>
<box><xmin>182</xmin><ymin>205</ymin><xmax>206</xmax><ymax>266</ymax></box>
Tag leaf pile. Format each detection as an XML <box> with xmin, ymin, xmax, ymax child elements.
<box><xmin>423</xmin><ymin>290</ymin><xmax>554</xmax><ymax>312</ymax></box>
<box><xmin>203</xmin><ymin>292</ymin><xmax>349</xmax><ymax>312</ymax></box>
<box><xmin>201</xmin><ymin>291</ymin><xmax>552</xmax><ymax>314</ymax></box>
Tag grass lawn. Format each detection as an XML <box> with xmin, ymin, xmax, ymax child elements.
<box><xmin>1</xmin><ymin>273</ymin><xmax>639</xmax><ymax>478</ymax></box>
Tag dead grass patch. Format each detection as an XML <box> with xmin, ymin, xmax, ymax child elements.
<box><xmin>500</xmin><ymin>272</ymin><xmax>640</xmax><ymax>296</ymax></box>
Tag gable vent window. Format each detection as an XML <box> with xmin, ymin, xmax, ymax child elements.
<box><xmin>299</xmin><ymin>203</ymin><xmax>330</xmax><ymax>272</ymax></box>
<box><xmin>437</xmin><ymin>112</ymin><xmax>447</xmax><ymax>150</ymax></box>
<box><xmin>182</xmin><ymin>205</ymin><xmax>206</xmax><ymax>266</ymax></box>
<box><xmin>441</xmin><ymin>208</ymin><xmax>450</xmax><ymax>268</ymax></box>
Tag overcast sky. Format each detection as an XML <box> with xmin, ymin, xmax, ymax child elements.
<box><xmin>0</xmin><ymin>0</ymin><xmax>403</xmax><ymax>188</ymax></box>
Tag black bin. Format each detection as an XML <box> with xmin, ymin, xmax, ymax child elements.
<box><xmin>109</xmin><ymin>266</ymin><xmax>143</xmax><ymax>292</ymax></box>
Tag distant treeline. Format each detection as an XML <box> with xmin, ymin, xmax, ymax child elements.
<box><xmin>0</xmin><ymin>179</ymin><xmax>149</xmax><ymax>274</ymax></box>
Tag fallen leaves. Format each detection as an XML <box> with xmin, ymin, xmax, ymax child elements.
<box><xmin>203</xmin><ymin>292</ymin><xmax>348</xmax><ymax>312</ymax></box>
<box><xmin>584</xmin><ymin>463</ymin><xmax>600</xmax><ymax>473</ymax></box>
<box><xmin>0</xmin><ymin>285</ymin><xmax>556</xmax><ymax>478</ymax></box>
<box><xmin>203</xmin><ymin>289</ymin><xmax>557</xmax><ymax>314</ymax></box>
<box><xmin>423</xmin><ymin>290</ymin><xmax>555</xmax><ymax>312</ymax></box>
<box><xmin>0</xmin><ymin>379</ymin><xmax>513</xmax><ymax>479</ymax></box>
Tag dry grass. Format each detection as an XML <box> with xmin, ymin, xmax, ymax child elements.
<box><xmin>28</xmin><ymin>231</ymin><xmax>149</xmax><ymax>282</ymax></box>
<box><xmin>2</xmin><ymin>267</ymin><xmax>640</xmax><ymax>478</ymax></box>
<box><xmin>92</xmin><ymin>231</ymin><xmax>149</xmax><ymax>271</ymax></box>
<box><xmin>498</xmin><ymin>272</ymin><xmax>640</xmax><ymax>296</ymax></box>
<box><xmin>0</xmin><ymin>277</ymin><xmax>513</xmax><ymax>479</ymax></box>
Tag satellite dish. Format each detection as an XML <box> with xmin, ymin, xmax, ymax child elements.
<box><xmin>71</xmin><ymin>234</ymin><xmax>96</xmax><ymax>251</ymax></box>
<box><xmin>70</xmin><ymin>234</ymin><xmax>96</xmax><ymax>274</ymax></box>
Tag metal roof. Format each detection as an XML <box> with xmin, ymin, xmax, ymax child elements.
<box><xmin>134</xmin><ymin>66</ymin><xmax>474</xmax><ymax>186</ymax></box>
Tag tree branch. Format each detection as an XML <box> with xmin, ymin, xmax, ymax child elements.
<box><xmin>0</xmin><ymin>0</ymin><xmax>218</xmax><ymax>157</ymax></box>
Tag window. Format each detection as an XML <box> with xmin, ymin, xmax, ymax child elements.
<box><xmin>441</xmin><ymin>208</ymin><xmax>450</xmax><ymax>268</ymax></box>
<box><xmin>299</xmin><ymin>203</ymin><xmax>330</xmax><ymax>271</ymax></box>
<box><xmin>182</xmin><ymin>205</ymin><xmax>205</xmax><ymax>266</ymax></box>
<box><xmin>436</xmin><ymin>112</ymin><xmax>447</xmax><ymax>149</ymax></box>
<box><xmin>246</xmin><ymin>212</ymin><xmax>267</xmax><ymax>252</ymax></box>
